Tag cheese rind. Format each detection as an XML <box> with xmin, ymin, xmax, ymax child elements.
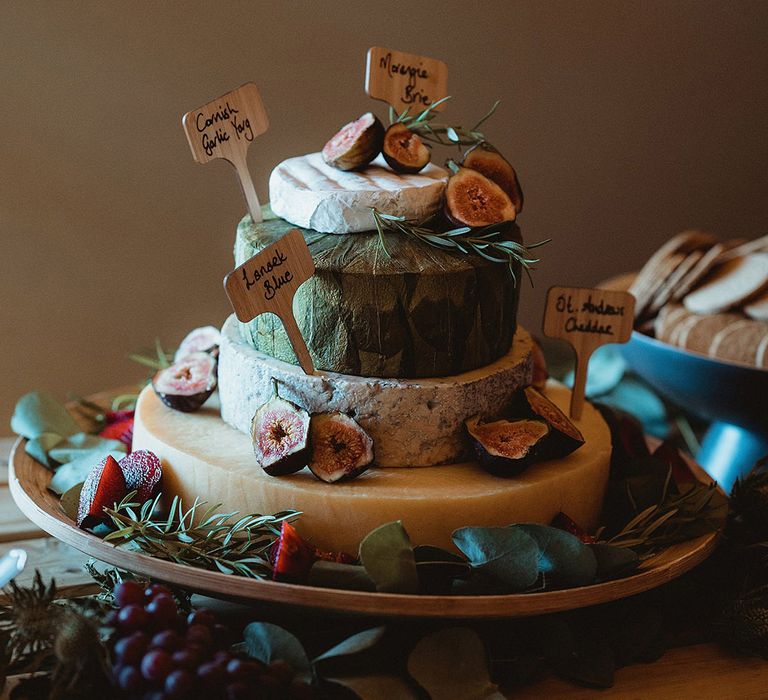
<box><xmin>219</xmin><ymin>314</ymin><xmax>533</xmax><ymax>467</ymax></box>
<box><xmin>269</xmin><ymin>153</ymin><xmax>448</xmax><ymax>233</ymax></box>
<box><xmin>133</xmin><ymin>382</ymin><xmax>612</xmax><ymax>553</ymax></box>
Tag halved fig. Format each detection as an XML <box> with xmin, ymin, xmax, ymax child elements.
<box><xmin>444</xmin><ymin>167</ymin><xmax>517</xmax><ymax>228</ymax></box>
<box><xmin>308</xmin><ymin>412</ymin><xmax>374</xmax><ymax>483</ymax></box>
<box><xmin>77</xmin><ymin>455</ymin><xmax>127</xmax><ymax>528</ymax></box>
<box><xmin>519</xmin><ymin>386</ymin><xmax>585</xmax><ymax>458</ymax></box>
<box><xmin>321</xmin><ymin>112</ymin><xmax>385</xmax><ymax>171</ymax></box>
<box><xmin>174</xmin><ymin>325</ymin><xmax>221</xmax><ymax>363</ymax></box>
<box><xmin>465</xmin><ymin>415</ymin><xmax>549</xmax><ymax>476</ymax></box>
<box><xmin>251</xmin><ymin>379</ymin><xmax>311</xmax><ymax>476</ymax></box>
<box><xmin>152</xmin><ymin>352</ymin><xmax>217</xmax><ymax>413</ymax></box>
<box><xmin>463</xmin><ymin>142</ymin><xmax>524</xmax><ymax>213</ymax></box>
<box><xmin>382</xmin><ymin>123</ymin><xmax>431</xmax><ymax>173</ymax></box>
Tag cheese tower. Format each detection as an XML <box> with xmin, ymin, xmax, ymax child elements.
<box><xmin>134</xmin><ymin>109</ymin><xmax>612</xmax><ymax>552</ymax></box>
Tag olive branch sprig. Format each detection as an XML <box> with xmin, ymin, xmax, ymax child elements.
<box><xmin>103</xmin><ymin>491</ymin><xmax>299</xmax><ymax>579</ymax></box>
<box><xmin>371</xmin><ymin>208</ymin><xmax>548</xmax><ymax>286</ymax></box>
<box><xmin>388</xmin><ymin>96</ymin><xmax>501</xmax><ymax>149</ymax></box>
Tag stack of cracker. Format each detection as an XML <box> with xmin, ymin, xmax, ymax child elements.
<box><xmin>630</xmin><ymin>232</ymin><xmax>768</xmax><ymax>368</ymax></box>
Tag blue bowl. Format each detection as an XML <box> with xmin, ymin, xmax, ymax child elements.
<box><xmin>621</xmin><ymin>331</ymin><xmax>768</xmax><ymax>492</ymax></box>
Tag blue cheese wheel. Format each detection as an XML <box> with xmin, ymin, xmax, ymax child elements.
<box><xmin>235</xmin><ymin>208</ymin><xmax>521</xmax><ymax>378</ymax></box>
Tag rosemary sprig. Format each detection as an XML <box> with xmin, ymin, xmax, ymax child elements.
<box><xmin>390</xmin><ymin>97</ymin><xmax>500</xmax><ymax>149</ymax></box>
<box><xmin>128</xmin><ymin>338</ymin><xmax>174</xmax><ymax>371</ymax></box>
<box><xmin>597</xmin><ymin>469</ymin><xmax>728</xmax><ymax>555</ymax></box>
<box><xmin>371</xmin><ymin>208</ymin><xmax>549</xmax><ymax>286</ymax></box>
<box><xmin>103</xmin><ymin>492</ymin><xmax>299</xmax><ymax>579</ymax></box>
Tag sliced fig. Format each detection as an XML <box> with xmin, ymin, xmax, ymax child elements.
<box><xmin>174</xmin><ymin>325</ymin><xmax>221</xmax><ymax>363</ymax></box>
<box><xmin>152</xmin><ymin>352</ymin><xmax>217</xmax><ymax>413</ymax></box>
<box><xmin>308</xmin><ymin>412</ymin><xmax>374</xmax><ymax>483</ymax></box>
<box><xmin>382</xmin><ymin>123</ymin><xmax>431</xmax><ymax>173</ymax></box>
<box><xmin>519</xmin><ymin>386</ymin><xmax>585</xmax><ymax>458</ymax></box>
<box><xmin>77</xmin><ymin>454</ymin><xmax>127</xmax><ymax>528</ymax></box>
<box><xmin>465</xmin><ymin>415</ymin><xmax>549</xmax><ymax>476</ymax></box>
<box><xmin>251</xmin><ymin>379</ymin><xmax>310</xmax><ymax>476</ymax></box>
<box><xmin>321</xmin><ymin>112</ymin><xmax>385</xmax><ymax>171</ymax></box>
<box><xmin>463</xmin><ymin>142</ymin><xmax>524</xmax><ymax>213</ymax></box>
<box><xmin>444</xmin><ymin>167</ymin><xmax>517</xmax><ymax>228</ymax></box>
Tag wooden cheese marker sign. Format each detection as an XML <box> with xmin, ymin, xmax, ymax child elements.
<box><xmin>182</xmin><ymin>82</ymin><xmax>268</xmax><ymax>223</ymax></box>
<box><xmin>543</xmin><ymin>286</ymin><xmax>636</xmax><ymax>421</ymax></box>
<box><xmin>224</xmin><ymin>229</ymin><xmax>316</xmax><ymax>374</ymax></box>
<box><xmin>365</xmin><ymin>47</ymin><xmax>448</xmax><ymax>113</ymax></box>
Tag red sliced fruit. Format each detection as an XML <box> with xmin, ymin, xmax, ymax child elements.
<box><xmin>271</xmin><ymin>521</ymin><xmax>317</xmax><ymax>583</ymax></box>
<box><xmin>119</xmin><ymin>450</ymin><xmax>162</xmax><ymax>502</ymax></box>
<box><xmin>174</xmin><ymin>326</ymin><xmax>222</xmax><ymax>363</ymax></box>
<box><xmin>77</xmin><ymin>455</ymin><xmax>127</xmax><ymax>528</ymax></box>
<box><xmin>99</xmin><ymin>416</ymin><xmax>134</xmax><ymax>449</ymax></box>
<box><xmin>314</xmin><ymin>548</ymin><xmax>356</xmax><ymax>565</ymax></box>
<box><xmin>551</xmin><ymin>512</ymin><xmax>596</xmax><ymax>544</ymax></box>
<box><xmin>653</xmin><ymin>441</ymin><xmax>695</xmax><ymax>486</ymax></box>
<box><xmin>106</xmin><ymin>409</ymin><xmax>135</xmax><ymax>423</ymax></box>
<box><xmin>152</xmin><ymin>352</ymin><xmax>217</xmax><ymax>413</ymax></box>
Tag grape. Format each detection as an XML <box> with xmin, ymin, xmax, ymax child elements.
<box><xmin>117</xmin><ymin>664</ymin><xmax>145</xmax><ymax>692</ymax></box>
<box><xmin>147</xmin><ymin>594</ymin><xmax>178</xmax><ymax>628</ymax></box>
<box><xmin>145</xmin><ymin>583</ymin><xmax>172</xmax><ymax>602</ymax></box>
<box><xmin>141</xmin><ymin>691</ymin><xmax>166</xmax><ymax>700</ymax></box>
<box><xmin>164</xmin><ymin>669</ymin><xmax>195</xmax><ymax>698</ymax></box>
<box><xmin>268</xmin><ymin>659</ymin><xmax>295</xmax><ymax>685</ymax></box>
<box><xmin>186</xmin><ymin>623</ymin><xmax>214</xmax><ymax>649</ymax></box>
<box><xmin>141</xmin><ymin>649</ymin><xmax>173</xmax><ymax>682</ymax></box>
<box><xmin>118</xmin><ymin>604</ymin><xmax>149</xmax><ymax>631</ymax></box>
<box><xmin>115</xmin><ymin>631</ymin><xmax>149</xmax><ymax>665</ymax></box>
<box><xmin>225</xmin><ymin>681</ymin><xmax>251</xmax><ymax>700</ymax></box>
<box><xmin>171</xmin><ymin>647</ymin><xmax>203</xmax><ymax>670</ymax></box>
<box><xmin>104</xmin><ymin>609</ymin><xmax>119</xmax><ymax>627</ymax></box>
<box><xmin>225</xmin><ymin>658</ymin><xmax>260</xmax><ymax>683</ymax></box>
<box><xmin>151</xmin><ymin>629</ymin><xmax>182</xmax><ymax>652</ymax></box>
<box><xmin>115</xmin><ymin>580</ymin><xmax>146</xmax><ymax>608</ymax></box>
<box><xmin>187</xmin><ymin>608</ymin><xmax>216</xmax><ymax>628</ymax></box>
<box><xmin>212</xmin><ymin>650</ymin><xmax>232</xmax><ymax>665</ymax></box>
<box><xmin>197</xmin><ymin>660</ymin><xmax>226</xmax><ymax>685</ymax></box>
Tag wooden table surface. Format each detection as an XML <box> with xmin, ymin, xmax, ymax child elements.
<box><xmin>1</xmin><ymin>436</ymin><xmax>766</xmax><ymax>698</ymax></box>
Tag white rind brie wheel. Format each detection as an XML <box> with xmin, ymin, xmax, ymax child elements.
<box><xmin>132</xmin><ymin>381</ymin><xmax>612</xmax><ymax>553</ymax></box>
<box><xmin>268</xmin><ymin>153</ymin><xmax>448</xmax><ymax>234</ymax></box>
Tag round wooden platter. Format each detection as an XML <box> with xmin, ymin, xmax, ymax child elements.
<box><xmin>9</xmin><ymin>436</ymin><xmax>719</xmax><ymax>619</ymax></box>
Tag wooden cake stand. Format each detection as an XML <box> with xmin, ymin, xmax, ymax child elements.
<box><xmin>9</xmin><ymin>435</ymin><xmax>719</xmax><ymax>619</ymax></box>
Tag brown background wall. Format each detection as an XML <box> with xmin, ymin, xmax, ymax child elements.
<box><xmin>1</xmin><ymin>1</ymin><xmax>767</xmax><ymax>431</ymax></box>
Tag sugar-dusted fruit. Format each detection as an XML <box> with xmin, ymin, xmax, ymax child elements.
<box><xmin>77</xmin><ymin>455</ymin><xmax>127</xmax><ymax>528</ymax></box>
<box><xmin>308</xmin><ymin>412</ymin><xmax>374</xmax><ymax>483</ymax></box>
<box><xmin>382</xmin><ymin>122</ymin><xmax>431</xmax><ymax>173</ymax></box>
<box><xmin>465</xmin><ymin>415</ymin><xmax>549</xmax><ymax>476</ymax></box>
<box><xmin>173</xmin><ymin>325</ymin><xmax>221</xmax><ymax>362</ymax></box>
<box><xmin>119</xmin><ymin>449</ymin><xmax>162</xmax><ymax>502</ymax></box>
<box><xmin>321</xmin><ymin>112</ymin><xmax>385</xmax><ymax>171</ymax></box>
<box><xmin>462</xmin><ymin>141</ymin><xmax>524</xmax><ymax>213</ymax></box>
<box><xmin>251</xmin><ymin>379</ymin><xmax>311</xmax><ymax>476</ymax></box>
<box><xmin>444</xmin><ymin>166</ymin><xmax>517</xmax><ymax>228</ymax></box>
<box><xmin>152</xmin><ymin>352</ymin><xmax>217</xmax><ymax>413</ymax></box>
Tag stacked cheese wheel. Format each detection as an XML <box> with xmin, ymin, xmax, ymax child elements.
<box><xmin>630</xmin><ymin>231</ymin><xmax>768</xmax><ymax>367</ymax></box>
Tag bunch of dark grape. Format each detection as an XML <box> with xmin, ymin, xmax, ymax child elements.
<box><xmin>110</xmin><ymin>581</ymin><xmax>316</xmax><ymax>699</ymax></box>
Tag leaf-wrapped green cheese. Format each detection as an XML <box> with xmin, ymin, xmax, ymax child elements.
<box><xmin>234</xmin><ymin>207</ymin><xmax>520</xmax><ymax>378</ymax></box>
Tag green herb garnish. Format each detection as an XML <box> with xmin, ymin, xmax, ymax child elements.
<box><xmin>371</xmin><ymin>208</ymin><xmax>548</xmax><ymax>285</ymax></box>
<box><xmin>103</xmin><ymin>492</ymin><xmax>299</xmax><ymax>579</ymax></box>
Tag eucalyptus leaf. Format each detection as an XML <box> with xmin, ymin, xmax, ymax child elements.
<box><xmin>48</xmin><ymin>434</ymin><xmax>126</xmax><ymax>465</ymax></box>
<box><xmin>589</xmin><ymin>543</ymin><xmax>640</xmax><ymax>581</ymax></box>
<box><xmin>49</xmin><ymin>449</ymin><xmax>126</xmax><ymax>495</ymax></box>
<box><xmin>452</xmin><ymin>526</ymin><xmax>539</xmax><ymax>591</ymax></box>
<box><xmin>414</xmin><ymin>545</ymin><xmax>471</xmax><ymax>594</ymax></box>
<box><xmin>359</xmin><ymin>521</ymin><xmax>419</xmax><ymax>594</ymax></box>
<box><xmin>11</xmin><ymin>392</ymin><xmax>81</xmax><ymax>440</ymax></box>
<box><xmin>60</xmin><ymin>482</ymin><xmax>84</xmax><ymax>521</ymax></box>
<box><xmin>407</xmin><ymin>627</ymin><xmax>504</xmax><ymax>700</ymax></box>
<box><xmin>313</xmin><ymin>627</ymin><xmax>386</xmax><ymax>663</ymax></box>
<box><xmin>326</xmin><ymin>675</ymin><xmax>420</xmax><ymax>700</ymax></box>
<box><xmin>598</xmin><ymin>377</ymin><xmax>668</xmax><ymax>438</ymax></box>
<box><xmin>563</xmin><ymin>345</ymin><xmax>626</xmax><ymax>397</ymax></box>
<box><xmin>243</xmin><ymin>622</ymin><xmax>312</xmax><ymax>681</ymax></box>
<box><xmin>308</xmin><ymin>561</ymin><xmax>376</xmax><ymax>592</ymax></box>
<box><xmin>25</xmin><ymin>432</ymin><xmax>65</xmax><ymax>468</ymax></box>
<box><xmin>517</xmin><ymin>524</ymin><xmax>597</xmax><ymax>588</ymax></box>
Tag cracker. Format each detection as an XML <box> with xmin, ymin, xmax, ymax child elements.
<box><xmin>683</xmin><ymin>253</ymin><xmax>768</xmax><ymax>315</ymax></box>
